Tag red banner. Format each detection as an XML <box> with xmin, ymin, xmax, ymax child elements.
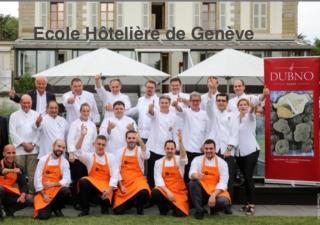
<box><xmin>264</xmin><ymin>57</ymin><xmax>320</xmax><ymax>184</ymax></box>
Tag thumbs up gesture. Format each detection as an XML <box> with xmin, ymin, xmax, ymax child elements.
<box><xmin>107</xmin><ymin>120</ymin><xmax>116</xmax><ymax>134</ymax></box>
<box><xmin>95</xmin><ymin>73</ymin><xmax>102</xmax><ymax>81</ymax></box>
<box><xmin>36</xmin><ymin>114</ymin><xmax>43</xmax><ymax>127</ymax></box>
<box><xmin>80</xmin><ymin>123</ymin><xmax>88</xmax><ymax>137</ymax></box>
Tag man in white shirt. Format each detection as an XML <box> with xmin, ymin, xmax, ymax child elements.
<box><xmin>165</xmin><ymin>77</ymin><xmax>190</xmax><ymax>130</ymax></box>
<box><xmin>99</xmin><ymin>101</ymin><xmax>137</xmax><ymax>154</ymax></box>
<box><xmin>126</xmin><ymin>80</ymin><xmax>158</xmax><ymax>143</ymax></box>
<box><xmin>207</xmin><ymin>93</ymin><xmax>239</xmax><ymax>202</ymax></box>
<box><xmin>172</xmin><ymin>92</ymin><xmax>210</xmax><ymax>183</ymax></box>
<box><xmin>189</xmin><ymin>139</ymin><xmax>231</xmax><ymax>219</ymax></box>
<box><xmin>63</xmin><ymin>78</ymin><xmax>100</xmax><ymax>124</ymax></box>
<box><xmin>9</xmin><ymin>76</ymin><xmax>56</xmax><ymax>114</ymax></box>
<box><xmin>113</xmin><ymin>130</ymin><xmax>150</xmax><ymax>215</ymax></box>
<box><xmin>9</xmin><ymin>94</ymin><xmax>40</xmax><ymax>194</ymax></box>
<box><xmin>35</xmin><ymin>100</ymin><xmax>68</xmax><ymax>159</ymax></box>
<box><xmin>95</xmin><ymin>74</ymin><xmax>131</xmax><ymax>120</ymax></box>
<box><xmin>146</xmin><ymin>95</ymin><xmax>177</xmax><ymax>188</ymax></box>
<box><xmin>75</xmin><ymin>135</ymin><xmax>119</xmax><ymax>217</ymax></box>
<box><xmin>33</xmin><ymin>139</ymin><xmax>71</xmax><ymax>220</ymax></box>
<box><xmin>228</xmin><ymin>79</ymin><xmax>269</xmax><ymax>112</ymax></box>
<box><xmin>201</xmin><ymin>76</ymin><xmax>220</xmax><ymax>111</ymax></box>
<box><xmin>152</xmin><ymin>131</ymin><xmax>189</xmax><ymax>217</ymax></box>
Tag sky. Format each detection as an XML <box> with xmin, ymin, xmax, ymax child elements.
<box><xmin>0</xmin><ymin>1</ymin><xmax>319</xmax><ymax>42</ymax></box>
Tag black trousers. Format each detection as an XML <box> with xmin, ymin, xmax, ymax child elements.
<box><xmin>78</xmin><ymin>178</ymin><xmax>111</xmax><ymax>213</ymax></box>
<box><xmin>147</xmin><ymin>151</ymin><xmax>164</xmax><ymax>189</ymax></box>
<box><xmin>188</xmin><ymin>180</ymin><xmax>229</xmax><ymax>213</ymax></box>
<box><xmin>113</xmin><ymin>189</ymin><xmax>150</xmax><ymax>215</ymax></box>
<box><xmin>151</xmin><ymin>189</ymin><xmax>186</xmax><ymax>217</ymax></box>
<box><xmin>184</xmin><ymin>152</ymin><xmax>203</xmax><ymax>184</ymax></box>
<box><xmin>38</xmin><ymin>187</ymin><xmax>71</xmax><ymax>220</ymax></box>
<box><xmin>217</xmin><ymin>152</ymin><xmax>236</xmax><ymax>200</ymax></box>
<box><xmin>70</xmin><ymin>159</ymin><xmax>88</xmax><ymax>205</ymax></box>
<box><xmin>0</xmin><ymin>186</ymin><xmax>32</xmax><ymax>215</ymax></box>
<box><xmin>236</xmin><ymin>151</ymin><xmax>259</xmax><ymax>205</ymax></box>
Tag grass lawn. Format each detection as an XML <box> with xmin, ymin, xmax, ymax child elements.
<box><xmin>1</xmin><ymin>215</ymin><xmax>318</xmax><ymax>225</ymax></box>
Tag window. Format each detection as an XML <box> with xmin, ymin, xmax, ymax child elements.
<box><xmin>202</xmin><ymin>2</ymin><xmax>216</xmax><ymax>30</ymax></box>
<box><xmin>50</xmin><ymin>2</ymin><xmax>64</xmax><ymax>29</ymax></box>
<box><xmin>151</xmin><ymin>3</ymin><xmax>165</xmax><ymax>30</ymax></box>
<box><xmin>18</xmin><ymin>51</ymin><xmax>36</xmax><ymax>76</ymax></box>
<box><xmin>100</xmin><ymin>2</ymin><xmax>114</xmax><ymax>28</ymax></box>
<box><xmin>253</xmin><ymin>2</ymin><xmax>267</xmax><ymax>30</ymax></box>
<box><xmin>220</xmin><ymin>3</ymin><xmax>226</xmax><ymax>29</ymax></box>
<box><xmin>37</xmin><ymin>51</ymin><xmax>55</xmax><ymax>73</ymax></box>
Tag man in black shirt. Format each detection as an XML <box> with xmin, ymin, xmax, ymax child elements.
<box><xmin>0</xmin><ymin>144</ymin><xmax>32</xmax><ymax>220</ymax></box>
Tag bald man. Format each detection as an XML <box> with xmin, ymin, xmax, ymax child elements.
<box><xmin>9</xmin><ymin>94</ymin><xmax>40</xmax><ymax>194</ymax></box>
<box><xmin>0</xmin><ymin>145</ymin><xmax>32</xmax><ymax>220</ymax></box>
<box><xmin>9</xmin><ymin>76</ymin><xmax>56</xmax><ymax>114</ymax></box>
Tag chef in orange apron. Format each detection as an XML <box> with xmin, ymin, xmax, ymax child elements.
<box><xmin>152</xmin><ymin>130</ymin><xmax>189</xmax><ymax>217</ymax></box>
<box><xmin>189</xmin><ymin>139</ymin><xmax>231</xmax><ymax>220</ymax></box>
<box><xmin>33</xmin><ymin>139</ymin><xmax>71</xmax><ymax>220</ymax></box>
<box><xmin>113</xmin><ymin>130</ymin><xmax>150</xmax><ymax>215</ymax></box>
<box><xmin>0</xmin><ymin>145</ymin><xmax>32</xmax><ymax>220</ymax></box>
<box><xmin>75</xmin><ymin>135</ymin><xmax>119</xmax><ymax>216</ymax></box>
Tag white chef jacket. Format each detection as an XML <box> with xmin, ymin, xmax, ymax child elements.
<box><xmin>9</xmin><ymin>109</ymin><xmax>39</xmax><ymax>155</ymax></box>
<box><xmin>67</xmin><ymin>119</ymin><xmax>97</xmax><ymax>157</ymax></box>
<box><xmin>206</xmin><ymin>100</ymin><xmax>239</xmax><ymax>155</ymax></box>
<box><xmin>146</xmin><ymin>109</ymin><xmax>177</xmax><ymax>155</ymax></box>
<box><xmin>36</xmin><ymin>90</ymin><xmax>47</xmax><ymax>114</ymax></box>
<box><xmin>99</xmin><ymin>115</ymin><xmax>137</xmax><ymax>154</ymax></box>
<box><xmin>96</xmin><ymin>86</ymin><xmax>131</xmax><ymax>119</ymax></box>
<box><xmin>177</xmin><ymin>108</ymin><xmax>210</xmax><ymax>153</ymax></box>
<box><xmin>200</xmin><ymin>91</ymin><xmax>219</xmax><ymax>111</ymax></box>
<box><xmin>62</xmin><ymin>90</ymin><xmax>100</xmax><ymax>124</ymax></box>
<box><xmin>36</xmin><ymin>114</ymin><xmax>69</xmax><ymax>159</ymax></box>
<box><xmin>126</xmin><ymin>94</ymin><xmax>159</xmax><ymax>139</ymax></box>
<box><xmin>228</xmin><ymin>93</ymin><xmax>260</xmax><ymax>113</ymax></box>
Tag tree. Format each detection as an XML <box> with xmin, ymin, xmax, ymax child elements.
<box><xmin>0</xmin><ymin>14</ymin><xmax>18</xmax><ymax>41</ymax></box>
<box><xmin>311</xmin><ymin>38</ymin><xmax>320</xmax><ymax>56</ymax></box>
<box><xmin>13</xmin><ymin>74</ymin><xmax>35</xmax><ymax>94</ymax></box>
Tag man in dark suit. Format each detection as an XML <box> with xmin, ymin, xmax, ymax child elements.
<box><xmin>0</xmin><ymin>116</ymin><xmax>9</xmax><ymax>159</ymax></box>
<box><xmin>9</xmin><ymin>76</ymin><xmax>56</xmax><ymax>114</ymax></box>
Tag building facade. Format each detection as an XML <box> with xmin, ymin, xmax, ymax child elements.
<box><xmin>15</xmin><ymin>1</ymin><xmax>312</xmax><ymax>83</ymax></box>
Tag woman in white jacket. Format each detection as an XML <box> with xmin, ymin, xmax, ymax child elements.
<box><xmin>235</xmin><ymin>98</ymin><xmax>260</xmax><ymax>215</ymax></box>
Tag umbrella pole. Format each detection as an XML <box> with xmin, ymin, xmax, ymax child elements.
<box><xmin>225</xmin><ymin>76</ymin><xmax>231</xmax><ymax>96</ymax></box>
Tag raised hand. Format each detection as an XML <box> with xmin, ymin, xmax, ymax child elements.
<box><xmin>35</xmin><ymin>114</ymin><xmax>43</xmax><ymax>127</ymax></box>
<box><xmin>67</xmin><ymin>95</ymin><xmax>76</xmax><ymax>104</ymax></box>
<box><xmin>95</xmin><ymin>73</ymin><xmax>102</xmax><ymax>81</ymax></box>
<box><xmin>80</xmin><ymin>123</ymin><xmax>88</xmax><ymax>136</ymax></box>
<box><xmin>107</xmin><ymin>120</ymin><xmax>116</xmax><ymax>134</ymax></box>
<box><xmin>126</xmin><ymin>122</ymin><xmax>135</xmax><ymax>131</ymax></box>
<box><xmin>105</xmin><ymin>103</ymin><xmax>113</xmax><ymax>112</ymax></box>
<box><xmin>8</xmin><ymin>88</ymin><xmax>16</xmax><ymax>98</ymax></box>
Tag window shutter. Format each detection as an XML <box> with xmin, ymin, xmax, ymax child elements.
<box><xmin>168</xmin><ymin>2</ymin><xmax>175</xmax><ymax>28</ymax></box>
<box><xmin>67</xmin><ymin>2</ymin><xmax>76</xmax><ymax>29</ymax></box>
<box><xmin>117</xmin><ymin>3</ymin><xmax>123</xmax><ymax>29</ymax></box>
<box><xmin>193</xmin><ymin>2</ymin><xmax>200</xmax><ymax>27</ymax></box>
<box><xmin>142</xmin><ymin>2</ymin><xmax>149</xmax><ymax>29</ymax></box>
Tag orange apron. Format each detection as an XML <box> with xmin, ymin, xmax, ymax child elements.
<box><xmin>34</xmin><ymin>156</ymin><xmax>63</xmax><ymax>217</ymax></box>
<box><xmin>81</xmin><ymin>153</ymin><xmax>113</xmax><ymax>202</ymax></box>
<box><xmin>113</xmin><ymin>147</ymin><xmax>150</xmax><ymax>208</ymax></box>
<box><xmin>200</xmin><ymin>156</ymin><xmax>230</xmax><ymax>202</ymax></box>
<box><xmin>157</xmin><ymin>157</ymin><xmax>189</xmax><ymax>215</ymax></box>
<box><xmin>0</xmin><ymin>160</ymin><xmax>21</xmax><ymax>196</ymax></box>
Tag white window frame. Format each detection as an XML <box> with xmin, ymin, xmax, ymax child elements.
<box><xmin>252</xmin><ymin>2</ymin><xmax>267</xmax><ymax>30</ymax></box>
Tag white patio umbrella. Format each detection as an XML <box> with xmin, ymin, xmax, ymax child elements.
<box><xmin>32</xmin><ymin>48</ymin><xmax>169</xmax><ymax>85</ymax></box>
<box><xmin>178</xmin><ymin>48</ymin><xmax>264</xmax><ymax>94</ymax></box>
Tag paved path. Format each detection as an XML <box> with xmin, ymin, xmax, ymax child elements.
<box><xmin>12</xmin><ymin>205</ymin><xmax>318</xmax><ymax>217</ymax></box>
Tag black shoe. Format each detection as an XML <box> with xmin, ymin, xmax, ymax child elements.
<box><xmin>53</xmin><ymin>210</ymin><xmax>64</xmax><ymax>217</ymax></box>
<box><xmin>137</xmin><ymin>207</ymin><xmax>144</xmax><ymax>215</ymax></box>
<box><xmin>194</xmin><ymin>211</ymin><xmax>204</xmax><ymax>220</ymax></box>
<box><xmin>224</xmin><ymin>207</ymin><xmax>233</xmax><ymax>215</ymax></box>
<box><xmin>4</xmin><ymin>208</ymin><xmax>14</xmax><ymax>217</ymax></box>
<box><xmin>101</xmin><ymin>207</ymin><xmax>109</xmax><ymax>215</ymax></box>
<box><xmin>210</xmin><ymin>208</ymin><xmax>219</xmax><ymax>216</ymax></box>
<box><xmin>73</xmin><ymin>203</ymin><xmax>81</xmax><ymax>211</ymax></box>
<box><xmin>78</xmin><ymin>211</ymin><xmax>89</xmax><ymax>217</ymax></box>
